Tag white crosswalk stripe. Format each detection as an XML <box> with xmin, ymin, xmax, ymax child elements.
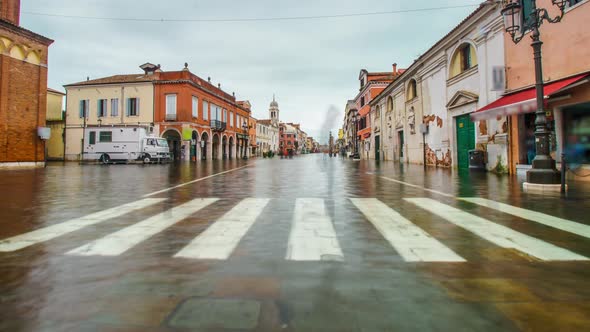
<box><xmin>2</xmin><ymin>197</ymin><xmax>588</xmax><ymax>264</ymax></box>
<box><xmin>350</xmin><ymin>198</ymin><xmax>465</xmax><ymax>262</ymax></box>
<box><xmin>174</xmin><ymin>198</ymin><xmax>270</xmax><ymax>260</ymax></box>
<box><xmin>460</xmin><ymin>197</ymin><xmax>590</xmax><ymax>239</ymax></box>
<box><xmin>286</xmin><ymin>198</ymin><xmax>344</xmax><ymax>261</ymax></box>
<box><xmin>405</xmin><ymin>198</ymin><xmax>588</xmax><ymax>261</ymax></box>
<box><xmin>0</xmin><ymin>198</ymin><xmax>165</xmax><ymax>252</ymax></box>
<box><xmin>67</xmin><ymin>198</ymin><xmax>218</xmax><ymax>256</ymax></box>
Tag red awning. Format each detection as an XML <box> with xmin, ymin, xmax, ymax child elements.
<box><xmin>357</xmin><ymin>127</ymin><xmax>371</xmax><ymax>140</ymax></box>
<box><xmin>358</xmin><ymin>104</ymin><xmax>371</xmax><ymax>117</ymax></box>
<box><xmin>471</xmin><ymin>73</ymin><xmax>589</xmax><ymax>121</ymax></box>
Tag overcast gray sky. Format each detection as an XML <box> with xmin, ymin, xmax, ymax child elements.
<box><xmin>23</xmin><ymin>0</ymin><xmax>482</xmax><ymax>143</ymax></box>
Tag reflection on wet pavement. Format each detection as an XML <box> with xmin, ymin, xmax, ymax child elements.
<box><xmin>1</xmin><ymin>155</ymin><xmax>589</xmax><ymax>331</ymax></box>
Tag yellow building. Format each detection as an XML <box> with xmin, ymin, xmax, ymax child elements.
<box><xmin>64</xmin><ymin>78</ymin><xmax>155</xmax><ymax>160</ymax></box>
<box><xmin>46</xmin><ymin>88</ymin><xmax>65</xmax><ymax>160</ymax></box>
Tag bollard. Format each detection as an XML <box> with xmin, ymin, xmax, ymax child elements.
<box><xmin>561</xmin><ymin>153</ymin><xmax>566</xmax><ymax>194</ymax></box>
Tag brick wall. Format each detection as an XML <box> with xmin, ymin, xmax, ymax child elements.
<box><xmin>0</xmin><ymin>22</ymin><xmax>51</xmax><ymax>163</ymax></box>
<box><xmin>0</xmin><ymin>0</ymin><xmax>20</xmax><ymax>25</ymax></box>
<box><xmin>0</xmin><ymin>56</ymin><xmax>47</xmax><ymax>162</ymax></box>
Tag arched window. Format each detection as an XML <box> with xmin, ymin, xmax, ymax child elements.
<box><xmin>386</xmin><ymin>96</ymin><xmax>393</xmax><ymax>113</ymax></box>
<box><xmin>450</xmin><ymin>43</ymin><xmax>478</xmax><ymax>78</ymax></box>
<box><xmin>375</xmin><ymin>105</ymin><xmax>380</xmax><ymax>119</ymax></box>
<box><xmin>406</xmin><ymin>79</ymin><xmax>417</xmax><ymax>101</ymax></box>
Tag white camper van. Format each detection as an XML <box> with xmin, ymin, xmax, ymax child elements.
<box><xmin>83</xmin><ymin>127</ymin><xmax>170</xmax><ymax>164</ymax></box>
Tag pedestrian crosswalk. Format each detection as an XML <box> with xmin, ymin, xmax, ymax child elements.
<box><xmin>405</xmin><ymin>198</ymin><xmax>588</xmax><ymax>261</ymax></box>
<box><xmin>1</xmin><ymin>197</ymin><xmax>588</xmax><ymax>263</ymax></box>
<box><xmin>175</xmin><ymin>198</ymin><xmax>269</xmax><ymax>260</ymax></box>
<box><xmin>67</xmin><ymin>198</ymin><xmax>218</xmax><ymax>256</ymax></box>
<box><xmin>350</xmin><ymin>198</ymin><xmax>465</xmax><ymax>262</ymax></box>
<box><xmin>0</xmin><ymin>198</ymin><xmax>165</xmax><ymax>252</ymax></box>
<box><xmin>286</xmin><ymin>198</ymin><xmax>343</xmax><ymax>261</ymax></box>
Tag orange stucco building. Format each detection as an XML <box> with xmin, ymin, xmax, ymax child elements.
<box><xmin>150</xmin><ymin>64</ymin><xmax>252</xmax><ymax>161</ymax></box>
<box><xmin>351</xmin><ymin>65</ymin><xmax>404</xmax><ymax>159</ymax></box>
<box><xmin>474</xmin><ymin>1</ymin><xmax>590</xmax><ymax>179</ymax></box>
<box><xmin>501</xmin><ymin>1</ymin><xmax>589</xmax><ymax>179</ymax></box>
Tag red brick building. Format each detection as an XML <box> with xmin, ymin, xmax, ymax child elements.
<box><xmin>279</xmin><ymin>123</ymin><xmax>297</xmax><ymax>156</ymax></box>
<box><xmin>153</xmin><ymin>64</ymin><xmax>251</xmax><ymax>161</ymax></box>
<box><xmin>0</xmin><ymin>0</ymin><xmax>53</xmax><ymax>166</ymax></box>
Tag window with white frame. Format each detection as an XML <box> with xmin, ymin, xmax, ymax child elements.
<box><xmin>230</xmin><ymin>111</ymin><xmax>234</xmax><ymax>127</ymax></box>
<box><xmin>166</xmin><ymin>94</ymin><xmax>176</xmax><ymax>120</ymax></box>
<box><xmin>203</xmin><ymin>100</ymin><xmax>209</xmax><ymax>120</ymax></box>
<box><xmin>111</xmin><ymin>98</ymin><xmax>119</xmax><ymax>117</ymax></box>
<box><xmin>79</xmin><ymin>99</ymin><xmax>89</xmax><ymax>118</ymax></box>
<box><xmin>126</xmin><ymin>98</ymin><xmax>139</xmax><ymax>116</ymax></box>
<box><xmin>211</xmin><ymin>104</ymin><xmax>220</xmax><ymax>121</ymax></box>
<box><xmin>97</xmin><ymin>99</ymin><xmax>107</xmax><ymax>117</ymax></box>
<box><xmin>192</xmin><ymin>96</ymin><xmax>198</xmax><ymax>118</ymax></box>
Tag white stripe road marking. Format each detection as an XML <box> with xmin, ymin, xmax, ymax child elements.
<box><xmin>174</xmin><ymin>198</ymin><xmax>270</xmax><ymax>260</ymax></box>
<box><xmin>405</xmin><ymin>198</ymin><xmax>588</xmax><ymax>261</ymax></box>
<box><xmin>0</xmin><ymin>198</ymin><xmax>165</xmax><ymax>252</ymax></box>
<box><xmin>378</xmin><ymin>176</ymin><xmax>454</xmax><ymax>198</ymax></box>
<box><xmin>460</xmin><ymin>197</ymin><xmax>590</xmax><ymax>239</ymax></box>
<box><xmin>67</xmin><ymin>198</ymin><xmax>218</xmax><ymax>256</ymax></box>
<box><xmin>286</xmin><ymin>198</ymin><xmax>343</xmax><ymax>261</ymax></box>
<box><xmin>350</xmin><ymin>198</ymin><xmax>465</xmax><ymax>262</ymax></box>
<box><xmin>143</xmin><ymin>165</ymin><xmax>251</xmax><ymax>197</ymax></box>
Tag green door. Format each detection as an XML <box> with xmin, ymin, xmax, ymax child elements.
<box><xmin>456</xmin><ymin>114</ymin><xmax>475</xmax><ymax>169</ymax></box>
<box><xmin>375</xmin><ymin>135</ymin><xmax>380</xmax><ymax>160</ymax></box>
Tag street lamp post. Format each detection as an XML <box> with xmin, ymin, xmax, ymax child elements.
<box><xmin>502</xmin><ymin>0</ymin><xmax>568</xmax><ymax>185</ymax></box>
<box><xmin>242</xmin><ymin>120</ymin><xmax>248</xmax><ymax>160</ymax></box>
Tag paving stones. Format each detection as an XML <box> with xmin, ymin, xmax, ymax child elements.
<box><xmin>167</xmin><ymin>298</ymin><xmax>261</xmax><ymax>329</ymax></box>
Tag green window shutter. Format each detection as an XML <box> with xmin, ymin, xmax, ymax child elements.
<box><xmin>79</xmin><ymin>100</ymin><xmax>84</xmax><ymax>118</ymax></box>
<box><xmin>136</xmin><ymin>98</ymin><xmax>140</xmax><ymax>116</ymax></box>
<box><xmin>97</xmin><ymin>100</ymin><xmax>101</xmax><ymax>117</ymax></box>
<box><xmin>126</xmin><ymin>98</ymin><xmax>130</xmax><ymax>116</ymax></box>
<box><xmin>522</xmin><ymin>0</ymin><xmax>534</xmax><ymax>28</ymax></box>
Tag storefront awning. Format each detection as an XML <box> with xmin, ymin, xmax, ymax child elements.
<box><xmin>471</xmin><ymin>73</ymin><xmax>590</xmax><ymax>121</ymax></box>
<box><xmin>357</xmin><ymin>127</ymin><xmax>371</xmax><ymax>140</ymax></box>
<box><xmin>358</xmin><ymin>104</ymin><xmax>371</xmax><ymax>117</ymax></box>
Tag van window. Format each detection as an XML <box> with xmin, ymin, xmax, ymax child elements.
<box><xmin>99</xmin><ymin>131</ymin><xmax>112</xmax><ymax>143</ymax></box>
<box><xmin>89</xmin><ymin>131</ymin><xmax>96</xmax><ymax>145</ymax></box>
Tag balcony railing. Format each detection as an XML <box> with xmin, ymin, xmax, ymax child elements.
<box><xmin>210</xmin><ymin>120</ymin><xmax>227</xmax><ymax>132</ymax></box>
<box><xmin>165</xmin><ymin>113</ymin><xmax>176</xmax><ymax>121</ymax></box>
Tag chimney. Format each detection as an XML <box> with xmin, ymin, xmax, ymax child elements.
<box><xmin>218</xmin><ymin>83</ymin><xmax>221</xmax><ymax>89</ymax></box>
<box><xmin>392</xmin><ymin>63</ymin><xmax>398</xmax><ymax>74</ymax></box>
<box><xmin>208</xmin><ymin>77</ymin><xmax>211</xmax><ymax>83</ymax></box>
<box><xmin>1</xmin><ymin>0</ymin><xmax>21</xmax><ymax>26</ymax></box>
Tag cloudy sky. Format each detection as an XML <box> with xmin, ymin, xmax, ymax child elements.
<box><xmin>23</xmin><ymin>0</ymin><xmax>482</xmax><ymax>143</ymax></box>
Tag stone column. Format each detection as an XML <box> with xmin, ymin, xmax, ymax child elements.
<box><xmin>207</xmin><ymin>141</ymin><xmax>213</xmax><ymax>160</ymax></box>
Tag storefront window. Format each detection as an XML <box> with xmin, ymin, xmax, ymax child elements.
<box><xmin>564</xmin><ymin>103</ymin><xmax>590</xmax><ymax>165</ymax></box>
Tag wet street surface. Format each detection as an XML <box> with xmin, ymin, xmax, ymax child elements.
<box><xmin>1</xmin><ymin>154</ymin><xmax>590</xmax><ymax>331</ymax></box>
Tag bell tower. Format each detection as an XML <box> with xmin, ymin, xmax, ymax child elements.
<box><xmin>1</xmin><ymin>0</ymin><xmax>21</xmax><ymax>26</ymax></box>
<box><xmin>269</xmin><ymin>94</ymin><xmax>279</xmax><ymax>126</ymax></box>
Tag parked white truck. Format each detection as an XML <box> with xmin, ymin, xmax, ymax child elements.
<box><xmin>83</xmin><ymin>127</ymin><xmax>170</xmax><ymax>164</ymax></box>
